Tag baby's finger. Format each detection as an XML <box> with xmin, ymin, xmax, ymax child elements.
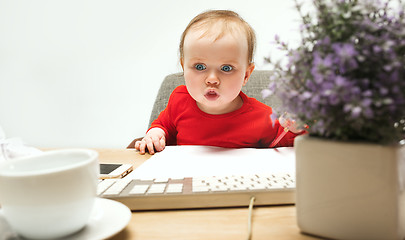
<box><xmin>159</xmin><ymin>137</ymin><xmax>166</xmax><ymax>151</ymax></box>
<box><xmin>138</xmin><ymin>141</ymin><xmax>147</xmax><ymax>155</ymax></box>
<box><xmin>151</xmin><ymin>136</ymin><xmax>163</xmax><ymax>152</ymax></box>
<box><xmin>146</xmin><ymin>139</ymin><xmax>155</xmax><ymax>155</ymax></box>
<box><xmin>134</xmin><ymin>141</ymin><xmax>140</xmax><ymax>149</ymax></box>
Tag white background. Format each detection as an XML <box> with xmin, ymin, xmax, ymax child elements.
<box><xmin>0</xmin><ymin>0</ymin><xmax>301</xmax><ymax>148</ymax></box>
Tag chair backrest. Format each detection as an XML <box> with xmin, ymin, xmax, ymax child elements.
<box><xmin>148</xmin><ymin>70</ymin><xmax>280</xmax><ymax>127</ymax></box>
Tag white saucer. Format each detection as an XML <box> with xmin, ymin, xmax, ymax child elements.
<box><xmin>0</xmin><ymin>198</ymin><xmax>132</xmax><ymax>240</ymax></box>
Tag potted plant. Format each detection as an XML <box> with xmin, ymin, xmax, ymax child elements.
<box><xmin>263</xmin><ymin>0</ymin><xmax>405</xmax><ymax>239</ymax></box>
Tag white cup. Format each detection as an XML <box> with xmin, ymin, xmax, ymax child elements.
<box><xmin>0</xmin><ymin>149</ymin><xmax>99</xmax><ymax>239</ymax></box>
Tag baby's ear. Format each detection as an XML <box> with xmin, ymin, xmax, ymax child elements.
<box><xmin>180</xmin><ymin>59</ymin><xmax>185</xmax><ymax>70</ymax></box>
<box><xmin>243</xmin><ymin>63</ymin><xmax>255</xmax><ymax>85</ymax></box>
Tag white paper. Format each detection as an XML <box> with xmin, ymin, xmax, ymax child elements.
<box><xmin>129</xmin><ymin>145</ymin><xmax>296</xmax><ymax>179</ymax></box>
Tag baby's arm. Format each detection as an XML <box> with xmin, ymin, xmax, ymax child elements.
<box><xmin>134</xmin><ymin>127</ymin><xmax>166</xmax><ymax>155</ymax></box>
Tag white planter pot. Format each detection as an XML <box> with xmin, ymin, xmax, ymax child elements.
<box><xmin>295</xmin><ymin>135</ymin><xmax>405</xmax><ymax>240</ymax></box>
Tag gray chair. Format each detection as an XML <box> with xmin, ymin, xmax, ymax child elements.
<box><xmin>127</xmin><ymin>70</ymin><xmax>279</xmax><ymax>148</ymax></box>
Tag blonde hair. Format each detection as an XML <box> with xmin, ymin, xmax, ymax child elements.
<box><xmin>179</xmin><ymin>10</ymin><xmax>256</xmax><ymax>64</ymax></box>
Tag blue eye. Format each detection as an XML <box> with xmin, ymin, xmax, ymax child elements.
<box><xmin>195</xmin><ymin>64</ymin><xmax>206</xmax><ymax>71</ymax></box>
<box><xmin>221</xmin><ymin>65</ymin><xmax>233</xmax><ymax>72</ymax></box>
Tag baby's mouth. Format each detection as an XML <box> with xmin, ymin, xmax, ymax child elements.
<box><xmin>204</xmin><ymin>90</ymin><xmax>219</xmax><ymax>101</ymax></box>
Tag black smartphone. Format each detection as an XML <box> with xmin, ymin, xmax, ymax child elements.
<box><xmin>99</xmin><ymin>163</ymin><xmax>133</xmax><ymax>179</ymax></box>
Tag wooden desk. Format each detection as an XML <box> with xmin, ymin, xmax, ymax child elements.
<box><xmin>98</xmin><ymin>149</ymin><xmax>319</xmax><ymax>240</ymax></box>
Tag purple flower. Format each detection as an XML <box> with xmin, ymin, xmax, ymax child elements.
<box><xmin>333</xmin><ymin>43</ymin><xmax>357</xmax><ymax>59</ymax></box>
<box><xmin>373</xmin><ymin>45</ymin><xmax>382</xmax><ymax>53</ymax></box>
<box><xmin>361</xmin><ymin>98</ymin><xmax>373</xmax><ymax>107</ymax></box>
<box><xmin>351</xmin><ymin>106</ymin><xmax>362</xmax><ymax>118</ymax></box>
<box><xmin>263</xmin><ymin>0</ymin><xmax>405</xmax><ymax>144</ymax></box>
<box><xmin>380</xmin><ymin>87</ymin><xmax>389</xmax><ymax>96</ymax></box>
<box><xmin>335</xmin><ymin>76</ymin><xmax>348</xmax><ymax>87</ymax></box>
<box><xmin>302</xmin><ymin>91</ymin><xmax>312</xmax><ymax>99</ymax></box>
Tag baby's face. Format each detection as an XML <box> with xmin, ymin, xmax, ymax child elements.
<box><xmin>182</xmin><ymin>28</ymin><xmax>254</xmax><ymax>115</ymax></box>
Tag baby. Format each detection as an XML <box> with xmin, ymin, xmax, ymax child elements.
<box><xmin>135</xmin><ymin>10</ymin><xmax>303</xmax><ymax>154</ymax></box>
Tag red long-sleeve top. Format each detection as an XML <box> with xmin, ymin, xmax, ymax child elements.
<box><xmin>150</xmin><ymin>85</ymin><xmax>299</xmax><ymax>148</ymax></box>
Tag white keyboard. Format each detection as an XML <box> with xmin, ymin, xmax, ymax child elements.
<box><xmin>98</xmin><ymin>173</ymin><xmax>295</xmax><ymax>210</ymax></box>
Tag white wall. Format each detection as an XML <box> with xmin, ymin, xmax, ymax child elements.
<box><xmin>0</xmin><ymin>0</ymin><xmax>301</xmax><ymax>148</ymax></box>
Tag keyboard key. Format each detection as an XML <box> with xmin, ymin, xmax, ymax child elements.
<box><xmin>284</xmin><ymin>181</ymin><xmax>295</xmax><ymax>188</ymax></box>
<box><xmin>103</xmin><ymin>179</ymin><xmax>132</xmax><ymax>196</ymax></box>
<box><xmin>166</xmin><ymin>184</ymin><xmax>183</xmax><ymax>193</ymax></box>
<box><xmin>129</xmin><ymin>185</ymin><xmax>150</xmax><ymax>195</ymax></box>
<box><xmin>147</xmin><ymin>184</ymin><xmax>166</xmax><ymax>194</ymax></box>
<box><xmin>97</xmin><ymin>179</ymin><xmax>117</xmax><ymax>195</ymax></box>
<box><xmin>267</xmin><ymin>183</ymin><xmax>284</xmax><ymax>189</ymax></box>
<box><xmin>169</xmin><ymin>177</ymin><xmax>185</xmax><ymax>181</ymax></box>
<box><xmin>211</xmin><ymin>185</ymin><xmax>228</xmax><ymax>192</ymax></box>
<box><xmin>192</xmin><ymin>185</ymin><xmax>210</xmax><ymax>193</ymax></box>
<box><xmin>248</xmin><ymin>183</ymin><xmax>267</xmax><ymax>190</ymax></box>
<box><xmin>229</xmin><ymin>184</ymin><xmax>248</xmax><ymax>191</ymax></box>
<box><xmin>138</xmin><ymin>177</ymin><xmax>154</xmax><ymax>181</ymax></box>
<box><xmin>154</xmin><ymin>177</ymin><xmax>169</xmax><ymax>183</ymax></box>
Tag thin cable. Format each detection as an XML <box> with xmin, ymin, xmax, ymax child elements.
<box><xmin>246</xmin><ymin>196</ymin><xmax>256</xmax><ymax>240</ymax></box>
<box><xmin>269</xmin><ymin>127</ymin><xmax>289</xmax><ymax>148</ymax></box>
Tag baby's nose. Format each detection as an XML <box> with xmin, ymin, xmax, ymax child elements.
<box><xmin>206</xmin><ymin>73</ymin><xmax>219</xmax><ymax>85</ymax></box>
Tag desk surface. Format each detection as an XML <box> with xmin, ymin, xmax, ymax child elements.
<box><xmin>97</xmin><ymin>149</ymin><xmax>319</xmax><ymax>240</ymax></box>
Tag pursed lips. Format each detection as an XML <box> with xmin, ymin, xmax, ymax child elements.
<box><xmin>204</xmin><ymin>89</ymin><xmax>219</xmax><ymax>101</ymax></box>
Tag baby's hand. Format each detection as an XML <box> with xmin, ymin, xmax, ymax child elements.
<box><xmin>278</xmin><ymin>112</ymin><xmax>306</xmax><ymax>134</ymax></box>
<box><xmin>134</xmin><ymin>128</ymin><xmax>166</xmax><ymax>155</ymax></box>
